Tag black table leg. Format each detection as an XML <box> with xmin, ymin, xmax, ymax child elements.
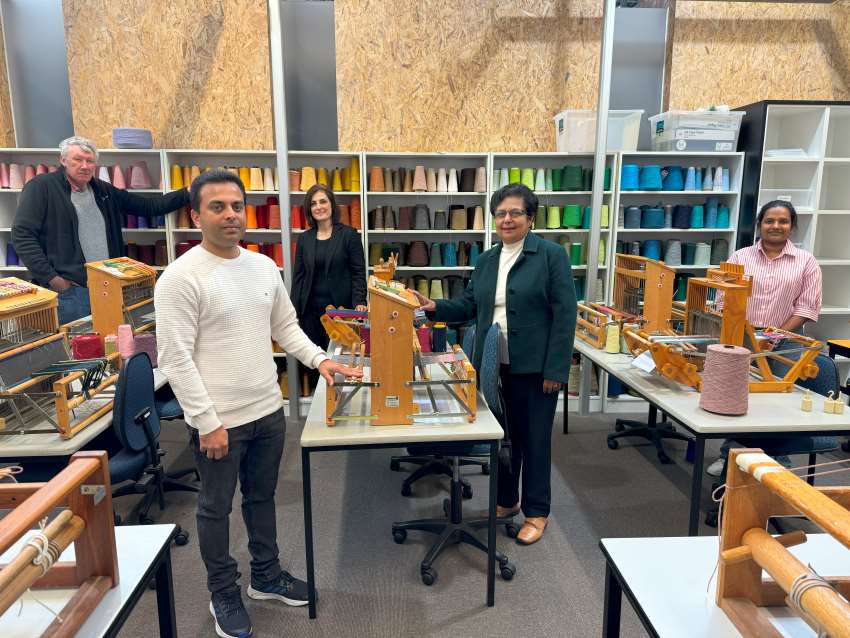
<box><xmin>688</xmin><ymin>435</ymin><xmax>705</xmax><ymax>536</ymax></box>
<box><xmin>563</xmin><ymin>385</ymin><xmax>569</xmax><ymax>435</ymax></box>
<box><xmin>602</xmin><ymin>561</ymin><xmax>622</xmax><ymax>638</ymax></box>
<box><xmin>155</xmin><ymin>545</ymin><xmax>177</xmax><ymax>637</ymax></box>
<box><xmin>302</xmin><ymin>447</ymin><xmax>316</xmax><ymax>619</ymax></box>
<box><xmin>487</xmin><ymin>440</ymin><xmax>498</xmax><ymax>607</ymax></box>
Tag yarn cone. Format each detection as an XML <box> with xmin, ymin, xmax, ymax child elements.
<box><xmin>98</xmin><ymin>166</ymin><xmax>112</xmax><ymax>183</ymax></box>
<box><xmin>520</xmin><ymin>168</ymin><xmax>534</xmax><ymax>189</ymax></box>
<box><xmin>190</xmin><ymin>165</ymin><xmax>201</xmax><ymax>184</ymax></box>
<box><xmin>289</xmin><ymin>169</ymin><xmax>301</xmax><ymax>191</ymax></box>
<box><xmin>436</xmin><ymin>168</ymin><xmax>448</xmax><ymax>192</ymax></box>
<box><xmin>300</xmin><ymin>166</ymin><xmax>317</xmax><ymax>191</ymax></box>
<box><xmin>0</xmin><ymin>163</ymin><xmax>8</xmax><ymax>188</ymax></box>
<box><xmin>447</xmin><ymin>168</ymin><xmax>458</xmax><ymax>192</ymax></box>
<box><xmin>383</xmin><ymin>167</ymin><xmax>394</xmax><ymax>192</ymax></box>
<box><xmin>331</xmin><ymin>168</ymin><xmax>343</xmax><ymax>191</ymax></box>
<box><xmin>36</xmin><ymin>163</ymin><xmax>47</xmax><ymax>175</ymax></box>
<box><xmin>348</xmin><ymin>157</ymin><xmax>360</xmax><ymax>190</ymax></box>
<box><xmin>368</xmin><ymin>166</ymin><xmax>384</xmax><ymax>192</ymax></box>
<box><xmin>545</xmin><ymin>168</ymin><xmax>553</xmax><ymax>191</ymax></box>
<box><xmin>291</xmin><ymin>205</ymin><xmax>303</xmax><ymax>229</ymax></box>
<box><xmin>130</xmin><ymin>162</ymin><xmax>152</xmax><ymax>189</ymax></box>
<box><xmin>474</xmin><ymin>166</ymin><xmax>487</xmax><ymax>192</ymax></box>
<box><xmin>534</xmin><ymin>168</ymin><xmax>546</xmax><ymax>191</ymax></box>
<box><xmin>403</xmin><ymin>168</ymin><xmax>414</xmax><ymax>192</ymax></box>
<box><xmin>338</xmin><ymin>204</ymin><xmax>350</xmax><ymax>226</ymax></box>
<box><xmin>273</xmin><ymin>243</ymin><xmax>284</xmax><ymax>267</ymax></box>
<box><xmin>317</xmin><ymin>167</ymin><xmax>329</xmax><ymax>187</ymax></box>
<box><xmin>426</xmin><ymin>168</ymin><xmax>437</xmax><ymax>192</ymax></box>
<box><xmin>113</xmin><ymin>165</ymin><xmax>127</xmax><ymax>189</ymax></box>
<box><xmin>247</xmin><ymin>167</ymin><xmax>262</xmax><ymax>191</ymax></box>
<box><xmin>472</xmin><ymin>206</ymin><xmax>484</xmax><ymax>230</ymax></box>
<box><xmin>177</xmin><ymin>206</ymin><xmax>191</xmax><ymax>229</ymax></box>
<box><xmin>263</xmin><ymin>167</ymin><xmax>275</xmax><ymax>191</ymax></box>
<box><xmin>24</xmin><ymin>165</ymin><xmax>35</xmax><ymax>184</ymax></box>
<box><xmin>412</xmin><ymin>165</ymin><xmax>427</xmax><ymax>191</ymax></box>
<box><xmin>268</xmin><ymin>204</ymin><xmax>281</xmax><ymax>229</ymax></box>
<box><xmin>245</xmin><ymin>205</ymin><xmax>258</xmax><ymax>229</ymax></box>
<box><xmin>546</xmin><ymin>206</ymin><xmax>561</xmax><ymax>229</ymax></box>
<box><xmin>350</xmin><ymin>198</ymin><xmax>362</xmax><ymax>230</ymax></box>
<box><xmin>702</xmin><ymin>167</ymin><xmax>713</xmax><ymax>191</ymax></box>
<box><xmin>508</xmin><ymin>167</ymin><xmax>521</xmax><ymax>184</ymax></box>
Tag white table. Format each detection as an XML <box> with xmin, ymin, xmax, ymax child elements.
<box><xmin>0</xmin><ymin>369</ymin><xmax>167</xmax><ymax>459</ymax></box>
<box><xmin>599</xmin><ymin>534</ymin><xmax>850</xmax><ymax>637</ymax></box>
<box><xmin>0</xmin><ymin>524</ymin><xmax>177</xmax><ymax>637</ymax></box>
<box><xmin>575</xmin><ymin>340</ymin><xmax>850</xmax><ymax>534</ymax></box>
<box><xmin>301</xmin><ymin>370</ymin><xmax>504</xmax><ymax>618</ymax></box>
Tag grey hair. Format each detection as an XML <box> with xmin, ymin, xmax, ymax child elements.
<box><xmin>59</xmin><ymin>136</ymin><xmax>98</xmax><ymax>160</ymax></box>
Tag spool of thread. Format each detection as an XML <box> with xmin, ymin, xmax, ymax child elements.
<box><xmin>641</xmin><ymin>206</ymin><xmax>665</xmax><ymax>229</ymax></box>
<box><xmin>432</xmin><ymin>323</ymin><xmax>448</xmax><ymax>353</ymax></box>
<box><xmin>717</xmin><ymin>206</ymin><xmax>730</xmax><ymax>228</ymax></box>
<box><xmin>134</xmin><ymin>333</ymin><xmax>158</xmax><ymax>367</ymax></box>
<box><xmin>416</xmin><ymin>325</ymin><xmax>432</xmax><ymax>353</ymax></box>
<box><xmin>605</xmin><ymin>323</ymin><xmax>620</xmax><ymax>353</ymax></box>
<box><xmin>570</xmin><ymin>242</ymin><xmax>583</xmax><ymax>266</ymax></box>
<box><xmin>546</xmin><ymin>206</ymin><xmax>561</xmax><ymax>229</ymax></box>
<box><xmin>664</xmin><ymin>204</ymin><xmax>673</xmax><ymax>228</ymax></box>
<box><xmin>642</xmin><ymin>239</ymin><xmax>662</xmax><ymax>261</ymax></box>
<box><xmin>620</xmin><ymin>164</ymin><xmax>639</xmax><ymax>190</ymax></box>
<box><xmin>682</xmin><ymin>242</ymin><xmax>696</xmax><ymax>265</ymax></box>
<box><xmin>664</xmin><ymin>239</ymin><xmax>682</xmax><ymax>266</ymax></box>
<box><xmin>71</xmin><ymin>334</ymin><xmax>104</xmax><ymax>359</ymax></box>
<box><xmin>711</xmin><ymin>238</ymin><xmax>729</xmax><ymax>264</ymax></box>
<box><xmin>699</xmin><ymin>344</ymin><xmax>751</xmax><ymax>415</ymax></box>
<box><xmin>104</xmin><ymin>334</ymin><xmax>118</xmax><ymax>356</ymax></box>
<box><xmin>673</xmin><ymin>205</ymin><xmax>692</xmax><ymax>229</ymax></box>
<box><xmin>624</xmin><ymin>206</ymin><xmax>642</xmax><ymax>229</ymax></box>
<box><xmin>694</xmin><ymin>242</ymin><xmax>711</xmax><ymax>265</ymax></box>
<box><xmin>562</xmin><ymin>204</ymin><xmax>581</xmax><ymax>228</ymax></box>
<box><xmin>629</xmin><ymin>241</ymin><xmax>641</xmax><ymax>256</ymax></box>
<box><xmin>117</xmin><ymin>324</ymin><xmax>135</xmax><ymax>359</ymax></box>
<box><xmin>690</xmin><ymin>204</ymin><xmax>704</xmax><ymax>229</ymax></box>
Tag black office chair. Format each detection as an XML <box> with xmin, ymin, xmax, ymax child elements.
<box><xmin>607</xmin><ymin>405</ymin><xmax>692</xmax><ymax>464</ymax></box>
<box><xmin>391</xmin><ymin>323</ymin><xmax>516</xmax><ymax>585</ymax></box>
<box><xmin>389</xmin><ymin>324</ymin><xmax>489</xmax><ymax>498</ymax></box>
<box><xmin>154</xmin><ymin>383</ymin><xmax>201</xmax><ymax>483</ymax></box>
<box><xmin>109</xmin><ymin>352</ymin><xmax>196</xmax><ymax>545</ymax></box>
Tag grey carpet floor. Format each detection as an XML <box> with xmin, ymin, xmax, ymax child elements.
<box><xmin>113</xmin><ymin>413</ymin><xmax>848</xmax><ymax>638</ymax></box>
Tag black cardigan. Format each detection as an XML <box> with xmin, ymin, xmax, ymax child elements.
<box><xmin>12</xmin><ymin>168</ymin><xmax>189</xmax><ymax>286</ymax></box>
<box><xmin>291</xmin><ymin>223</ymin><xmax>367</xmax><ymax>317</ymax></box>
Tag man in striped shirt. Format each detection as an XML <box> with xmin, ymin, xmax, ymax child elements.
<box><xmin>706</xmin><ymin>200</ymin><xmax>822</xmax><ymax>478</ymax></box>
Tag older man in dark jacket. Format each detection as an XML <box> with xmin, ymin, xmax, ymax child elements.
<box><xmin>12</xmin><ymin>136</ymin><xmax>189</xmax><ymax>323</ymax></box>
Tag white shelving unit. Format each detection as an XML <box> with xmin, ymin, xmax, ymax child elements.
<box><xmin>612</xmin><ymin>151</ymin><xmax>744</xmax><ymax>303</ymax></box>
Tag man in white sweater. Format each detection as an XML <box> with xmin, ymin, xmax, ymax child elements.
<box><xmin>156</xmin><ymin>169</ymin><xmax>360</xmax><ymax>638</ymax></box>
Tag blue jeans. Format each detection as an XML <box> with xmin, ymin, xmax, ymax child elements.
<box><xmin>57</xmin><ymin>285</ymin><xmax>91</xmax><ymax>324</ymax></box>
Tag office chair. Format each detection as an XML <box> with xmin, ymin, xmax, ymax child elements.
<box><xmin>391</xmin><ymin>323</ymin><xmax>517</xmax><ymax>585</ymax></box>
<box><xmin>704</xmin><ymin>348</ymin><xmax>840</xmax><ymax>528</ymax></box>
<box><xmin>109</xmin><ymin>352</ymin><xmax>197</xmax><ymax>545</ymax></box>
<box><xmin>389</xmin><ymin>324</ymin><xmax>488</xmax><ymax>498</ymax></box>
<box><xmin>154</xmin><ymin>384</ymin><xmax>201</xmax><ymax>483</ymax></box>
<box><xmin>607</xmin><ymin>405</ymin><xmax>692</xmax><ymax>465</ymax></box>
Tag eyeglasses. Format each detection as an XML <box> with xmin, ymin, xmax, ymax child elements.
<box><xmin>493</xmin><ymin>209</ymin><xmax>527</xmax><ymax>220</ymax></box>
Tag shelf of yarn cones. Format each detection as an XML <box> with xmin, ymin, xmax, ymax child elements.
<box><xmin>365</xmin><ymin>191</ymin><xmax>487</xmax><ymax>196</ymax></box>
<box><xmin>0</xmin><ymin>265</ymin><xmax>27</xmax><ymax>271</ymax></box>
<box><xmin>569</xmin><ymin>265</ymin><xmax>607</xmax><ymax>270</ymax></box>
<box><xmin>533</xmin><ymin>229</ymin><xmax>609</xmax><ymax>234</ymax></box>
<box><xmin>614</xmin><ymin>228</ymin><xmax>734</xmax><ymax>234</ymax></box>
<box><xmin>292</xmin><ymin>228</ymin><xmax>363</xmax><ymax>234</ymax></box>
<box><xmin>290</xmin><ymin>191</ymin><xmax>361</xmax><ymax>196</ymax></box>
<box><xmin>0</xmin><ymin>188</ymin><xmax>22</xmax><ymax>193</ymax></box>
<box><xmin>820</xmin><ymin>305</ymin><xmax>850</xmax><ymax>315</ymax></box>
<box><xmin>534</xmin><ymin>191</ymin><xmax>613</xmax><ymax>196</ymax></box>
<box><xmin>121</xmin><ymin>228</ymin><xmax>167</xmax><ymax>233</ymax></box>
<box><xmin>618</xmin><ymin>190</ymin><xmax>739</xmax><ymax>195</ymax></box>
<box><xmin>369</xmin><ymin>266</ymin><xmax>475</xmax><ymax>272</ymax></box>
<box><xmin>170</xmin><ymin>227</ymin><xmax>285</xmax><ymax>234</ymax></box>
<box><xmin>366</xmin><ymin>229</ymin><xmax>485</xmax><ymax>235</ymax></box>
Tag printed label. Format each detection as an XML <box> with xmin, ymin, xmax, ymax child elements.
<box><xmin>674</xmin><ymin>128</ymin><xmax>735</xmax><ymax>141</ymax></box>
<box><xmin>385</xmin><ymin>395</ymin><xmax>400</xmax><ymax>408</ymax></box>
<box><xmin>631</xmin><ymin>350</ymin><xmax>657</xmax><ymax>373</ymax></box>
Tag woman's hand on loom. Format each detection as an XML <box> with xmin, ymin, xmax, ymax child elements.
<box><xmin>542</xmin><ymin>379</ymin><xmax>562</xmax><ymax>394</ymax></box>
<box><xmin>411</xmin><ymin>290</ymin><xmax>436</xmax><ymax>312</ymax></box>
<box><xmin>318</xmin><ymin>359</ymin><xmax>363</xmax><ymax>386</ymax></box>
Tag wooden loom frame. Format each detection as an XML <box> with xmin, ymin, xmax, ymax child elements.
<box><xmin>86</xmin><ymin>257</ymin><xmax>156</xmax><ymax>337</ymax></box>
<box><xmin>0</xmin><ymin>451</ymin><xmax>119</xmax><ymax>637</ymax></box>
<box><xmin>718</xmin><ymin>449</ymin><xmax>850</xmax><ymax>638</ymax></box>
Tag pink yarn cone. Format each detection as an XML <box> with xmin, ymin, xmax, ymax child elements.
<box><xmin>23</xmin><ymin>165</ymin><xmax>36</xmax><ymax>184</ymax></box>
<box><xmin>36</xmin><ymin>163</ymin><xmax>48</xmax><ymax>175</ymax></box>
<box><xmin>0</xmin><ymin>163</ymin><xmax>9</xmax><ymax>188</ymax></box>
<box><xmin>112</xmin><ymin>164</ymin><xmax>127</xmax><ymax>189</ymax></box>
<box><xmin>117</xmin><ymin>324</ymin><xmax>135</xmax><ymax>359</ymax></box>
<box><xmin>129</xmin><ymin>161</ymin><xmax>152</xmax><ymax>189</ymax></box>
<box><xmin>8</xmin><ymin>164</ymin><xmax>23</xmax><ymax>189</ymax></box>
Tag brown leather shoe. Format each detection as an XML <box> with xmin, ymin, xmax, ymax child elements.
<box><xmin>517</xmin><ymin>517</ymin><xmax>547</xmax><ymax>545</ymax></box>
<box><xmin>496</xmin><ymin>504</ymin><xmax>520</xmax><ymax>518</ymax></box>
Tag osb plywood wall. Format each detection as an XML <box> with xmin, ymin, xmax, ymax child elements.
<box><xmin>63</xmin><ymin>0</ymin><xmax>273</xmax><ymax>149</ymax></box>
<box><xmin>335</xmin><ymin>0</ymin><xmax>604</xmax><ymax>152</ymax></box>
<box><xmin>0</xmin><ymin>18</ymin><xmax>14</xmax><ymax>147</ymax></box>
<box><xmin>670</xmin><ymin>1</ymin><xmax>850</xmax><ymax>108</ymax></box>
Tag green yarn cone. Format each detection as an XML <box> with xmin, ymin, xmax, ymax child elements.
<box><xmin>601</xmin><ymin>204</ymin><xmax>609</xmax><ymax>228</ymax></box>
<box><xmin>546</xmin><ymin>206</ymin><xmax>561</xmax><ymax>229</ymax></box>
<box><xmin>552</xmin><ymin>168</ymin><xmax>563</xmax><ymax>191</ymax></box>
<box><xmin>570</xmin><ymin>242</ymin><xmax>583</xmax><ymax>266</ymax></box>
<box><xmin>545</xmin><ymin>168</ymin><xmax>553</xmax><ymax>191</ymax></box>
<box><xmin>562</xmin><ymin>165</ymin><xmax>583</xmax><ymax>191</ymax></box>
<box><xmin>599</xmin><ymin>237</ymin><xmax>606</xmax><ymax>266</ymax></box>
<box><xmin>508</xmin><ymin>167</ymin><xmax>520</xmax><ymax>184</ymax></box>
<box><xmin>520</xmin><ymin>168</ymin><xmax>535</xmax><ymax>189</ymax></box>
<box><xmin>562</xmin><ymin>204</ymin><xmax>582</xmax><ymax>228</ymax></box>
<box><xmin>604</xmin><ymin>167</ymin><xmax>611</xmax><ymax>190</ymax></box>
<box><xmin>535</xmin><ymin>206</ymin><xmax>546</xmax><ymax>229</ymax></box>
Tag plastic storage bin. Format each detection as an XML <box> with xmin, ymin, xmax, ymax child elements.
<box><xmin>649</xmin><ymin>110</ymin><xmax>744</xmax><ymax>152</ymax></box>
<box><xmin>554</xmin><ymin>109</ymin><xmax>643</xmax><ymax>153</ymax></box>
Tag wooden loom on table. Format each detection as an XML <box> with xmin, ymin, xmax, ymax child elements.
<box><xmin>85</xmin><ymin>257</ymin><xmax>157</xmax><ymax>337</ymax></box>
<box><xmin>0</xmin><ymin>278</ymin><xmax>119</xmax><ymax>438</ymax></box>
<box><xmin>323</xmin><ymin>255</ymin><xmax>477</xmax><ymax>426</ymax></box>
<box><xmin>0</xmin><ymin>452</ymin><xmax>119</xmax><ymax>637</ymax></box>
<box><xmin>621</xmin><ymin>262</ymin><xmax>822</xmax><ymax>393</ymax></box>
<box><xmin>717</xmin><ymin>449</ymin><xmax>850</xmax><ymax>638</ymax></box>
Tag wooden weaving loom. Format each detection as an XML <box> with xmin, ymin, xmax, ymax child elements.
<box><xmin>0</xmin><ymin>278</ymin><xmax>119</xmax><ymax>438</ymax></box>
<box><xmin>323</xmin><ymin>273</ymin><xmax>477</xmax><ymax>426</ymax></box>
<box><xmin>718</xmin><ymin>449</ymin><xmax>850</xmax><ymax>637</ymax></box>
<box><xmin>0</xmin><ymin>451</ymin><xmax>119</xmax><ymax>636</ymax></box>
<box><xmin>86</xmin><ymin>257</ymin><xmax>156</xmax><ymax>337</ymax></box>
<box><xmin>622</xmin><ymin>263</ymin><xmax>822</xmax><ymax>392</ymax></box>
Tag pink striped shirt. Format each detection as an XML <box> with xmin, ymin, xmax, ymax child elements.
<box><xmin>727</xmin><ymin>240</ymin><xmax>821</xmax><ymax>327</ymax></box>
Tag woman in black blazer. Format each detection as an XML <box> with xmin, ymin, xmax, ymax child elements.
<box><xmin>291</xmin><ymin>184</ymin><xmax>367</xmax><ymax>390</ymax></box>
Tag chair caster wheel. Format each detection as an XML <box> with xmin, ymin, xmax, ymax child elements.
<box><xmin>461</xmin><ymin>484</ymin><xmax>473</xmax><ymax>499</ymax></box>
<box><xmin>174</xmin><ymin>531</ymin><xmax>189</xmax><ymax>546</ymax></box>
<box><xmin>481</xmin><ymin>463</ymin><xmax>490</xmax><ymax>476</ymax></box>
<box><xmin>505</xmin><ymin>523</ymin><xmax>519</xmax><ymax>539</ymax></box>
<box><xmin>390</xmin><ymin>460</ymin><xmax>400</xmax><ymax>472</ymax></box>
<box><xmin>392</xmin><ymin>529</ymin><xmax>407</xmax><ymax>544</ymax></box>
<box><xmin>607</xmin><ymin>438</ymin><xmax>619</xmax><ymax>450</ymax></box>
<box><xmin>421</xmin><ymin>567</ymin><xmax>437</xmax><ymax>586</ymax></box>
<box><xmin>401</xmin><ymin>484</ymin><xmax>412</xmax><ymax>497</ymax></box>
<box><xmin>614</xmin><ymin>421</ymin><xmax>625</xmax><ymax>432</ymax></box>
<box><xmin>500</xmin><ymin>561</ymin><xmax>516</xmax><ymax>581</ymax></box>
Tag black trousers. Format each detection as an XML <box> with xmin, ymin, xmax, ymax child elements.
<box><xmin>189</xmin><ymin>408</ymin><xmax>286</xmax><ymax>594</ymax></box>
<box><xmin>497</xmin><ymin>365</ymin><xmax>558</xmax><ymax>518</ymax></box>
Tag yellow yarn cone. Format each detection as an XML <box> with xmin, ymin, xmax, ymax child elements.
<box><xmin>300</xmin><ymin>166</ymin><xmax>317</xmax><ymax>191</ymax></box>
<box><xmin>249</xmin><ymin>167</ymin><xmax>264</xmax><ymax>191</ymax></box>
<box><xmin>273</xmin><ymin>167</ymin><xmax>279</xmax><ymax>190</ymax></box>
<box><xmin>183</xmin><ymin>166</ymin><xmax>192</xmax><ymax>189</ymax></box>
<box><xmin>546</xmin><ymin>206</ymin><xmax>561</xmax><ymax>229</ymax></box>
<box><xmin>332</xmin><ymin>168</ymin><xmax>343</xmax><ymax>191</ymax></box>
<box><xmin>342</xmin><ymin>167</ymin><xmax>351</xmax><ymax>191</ymax></box>
<box><xmin>348</xmin><ymin>157</ymin><xmax>360</xmax><ymax>190</ymax></box>
<box><xmin>601</xmin><ymin>204</ymin><xmax>609</xmax><ymax>228</ymax></box>
<box><xmin>170</xmin><ymin>165</ymin><xmax>184</xmax><ymax>190</ymax></box>
<box><xmin>190</xmin><ymin>165</ymin><xmax>201</xmax><ymax>184</ymax></box>
<box><xmin>239</xmin><ymin>167</ymin><xmax>251</xmax><ymax>188</ymax></box>
<box><xmin>317</xmin><ymin>167</ymin><xmax>329</xmax><ymax>186</ymax></box>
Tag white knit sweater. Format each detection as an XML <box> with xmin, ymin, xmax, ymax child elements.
<box><xmin>155</xmin><ymin>245</ymin><xmax>327</xmax><ymax>435</ymax></box>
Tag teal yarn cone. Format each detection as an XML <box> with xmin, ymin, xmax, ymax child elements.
<box><xmin>552</xmin><ymin>168</ymin><xmax>563</xmax><ymax>191</ymax></box>
<box><xmin>546</xmin><ymin>206</ymin><xmax>561</xmax><ymax>229</ymax></box>
<box><xmin>545</xmin><ymin>168</ymin><xmax>553</xmax><ymax>191</ymax></box>
<box><xmin>535</xmin><ymin>206</ymin><xmax>546</xmax><ymax>229</ymax></box>
<box><xmin>582</xmin><ymin>206</ymin><xmax>591</xmax><ymax>229</ymax></box>
<box><xmin>520</xmin><ymin>168</ymin><xmax>535</xmax><ymax>189</ymax></box>
<box><xmin>562</xmin><ymin>204</ymin><xmax>582</xmax><ymax>228</ymax></box>
<box><xmin>690</xmin><ymin>205</ymin><xmax>705</xmax><ymax>229</ymax></box>
<box><xmin>534</xmin><ymin>168</ymin><xmax>546</xmax><ymax>191</ymax></box>
<box><xmin>717</xmin><ymin>205</ymin><xmax>730</xmax><ymax>228</ymax></box>
<box><xmin>508</xmin><ymin>167</ymin><xmax>520</xmax><ymax>184</ymax></box>
<box><xmin>582</xmin><ymin>168</ymin><xmax>592</xmax><ymax>191</ymax></box>
<box><xmin>429</xmin><ymin>242</ymin><xmax>442</xmax><ymax>266</ymax></box>
<box><xmin>604</xmin><ymin>167</ymin><xmax>611</xmax><ymax>190</ymax></box>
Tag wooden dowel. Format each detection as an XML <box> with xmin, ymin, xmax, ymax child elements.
<box><xmin>742</xmin><ymin>527</ymin><xmax>850</xmax><ymax>638</ymax></box>
<box><xmin>0</xmin><ymin>510</ymin><xmax>75</xmax><ymax>593</ymax></box>
<box><xmin>0</xmin><ymin>458</ymin><xmax>98</xmax><ymax>555</ymax></box>
<box><xmin>721</xmin><ymin>530</ymin><xmax>807</xmax><ymax>566</ymax></box>
<box><xmin>42</xmin><ymin>576</ymin><xmax>111</xmax><ymax>638</ymax></box>
<box><xmin>0</xmin><ymin>514</ymin><xmax>85</xmax><ymax>617</ymax></box>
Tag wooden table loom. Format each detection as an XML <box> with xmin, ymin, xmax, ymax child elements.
<box><xmin>718</xmin><ymin>449</ymin><xmax>850</xmax><ymax>638</ymax></box>
<box><xmin>85</xmin><ymin>257</ymin><xmax>156</xmax><ymax>337</ymax></box>
<box><xmin>0</xmin><ymin>451</ymin><xmax>119</xmax><ymax>637</ymax></box>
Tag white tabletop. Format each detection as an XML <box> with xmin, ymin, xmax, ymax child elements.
<box><xmin>0</xmin><ymin>369</ymin><xmax>168</xmax><ymax>457</ymax></box>
<box><xmin>575</xmin><ymin>340</ymin><xmax>850</xmax><ymax>435</ymax></box>
<box><xmin>301</xmin><ymin>371</ymin><xmax>504</xmax><ymax>449</ymax></box>
<box><xmin>601</xmin><ymin>534</ymin><xmax>850</xmax><ymax>638</ymax></box>
<box><xmin>0</xmin><ymin>523</ymin><xmax>174</xmax><ymax>637</ymax></box>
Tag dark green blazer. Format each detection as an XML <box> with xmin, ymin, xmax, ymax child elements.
<box><xmin>429</xmin><ymin>232</ymin><xmax>577</xmax><ymax>383</ymax></box>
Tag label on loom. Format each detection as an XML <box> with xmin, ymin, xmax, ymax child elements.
<box><xmin>631</xmin><ymin>350</ymin><xmax>656</xmax><ymax>373</ymax></box>
<box><xmin>385</xmin><ymin>395</ymin><xmax>400</xmax><ymax>408</ymax></box>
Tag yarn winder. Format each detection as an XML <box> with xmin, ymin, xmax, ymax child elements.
<box><xmin>717</xmin><ymin>449</ymin><xmax>850</xmax><ymax>638</ymax></box>
<box><xmin>0</xmin><ymin>277</ymin><xmax>119</xmax><ymax>438</ymax></box>
<box><xmin>322</xmin><ymin>273</ymin><xmax>477</xmax><ymax>426</ymax></box>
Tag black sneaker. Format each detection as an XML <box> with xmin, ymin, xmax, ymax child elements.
<box><xmin>247</xmin><ymin>570</ymin><xmax>310</xmax><ymax>607</ymax></box>
<box><xmin>209</xmin><ymin>589</ymin><xmax>253</xmax><ymax>638</ymax></box>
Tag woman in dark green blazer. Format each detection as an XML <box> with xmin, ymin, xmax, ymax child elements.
<box><xmin>412</xmin><ymin>183</ymin><xmax>577</xmax><ymax>545</ymax></box>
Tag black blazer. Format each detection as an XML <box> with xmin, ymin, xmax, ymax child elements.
<box><xmin>291</xmin><ymin>223</ymin><xmax>367</xmax><ymax>317</ymax></box>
